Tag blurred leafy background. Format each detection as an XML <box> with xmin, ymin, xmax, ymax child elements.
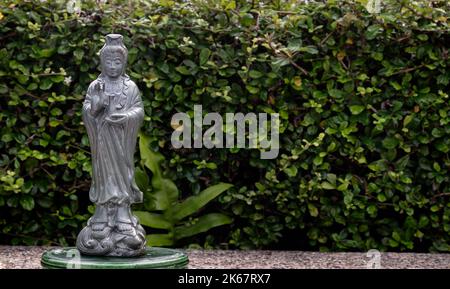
<box><xmin>0</xmin><ymin>0</ymin><xmax>449</xmax><ymax>251</ymax></box>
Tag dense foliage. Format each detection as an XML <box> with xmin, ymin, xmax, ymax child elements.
<box><xmin>0</xmin><ymin>0</ymin><xmax>449</xmax><ymax>251</ymax></box>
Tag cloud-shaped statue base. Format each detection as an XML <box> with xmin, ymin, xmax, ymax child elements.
<box><xmin>76</xmin><ymin>215</ymin><xmax>146</xmax><ymax>257</ymax></box>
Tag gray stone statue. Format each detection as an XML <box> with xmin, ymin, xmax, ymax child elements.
<box><xmin>76</xmin><ymin>34</ymin><xmax>146</xmax><ymax>257</ymax></box>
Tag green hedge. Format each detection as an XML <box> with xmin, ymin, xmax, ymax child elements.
<box><xmin>1</xmin><ymin>0</ymin><xmax>449</xmax><ymax>251</ymax></box>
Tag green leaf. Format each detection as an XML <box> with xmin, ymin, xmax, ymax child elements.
<box><xmin>199</xmin><ymin>48</ymin><xmax>211</xmax><ymax>65</ymax></box>
<box><xmin>283</xmin><ymin>166</ymin><xmax>298</xmax><ymax>177</ymax></box>
<box><xmin>321</xmin><ymin>181</ymin><xmax>335</xmax><ymax>190</ymax></box>
<box><xmin>432</xmin><ymin>128</ymin><xmax>444</xmax><ymax>138</ymax></box>
<box><xmin>139</xmin><ymin>133</ymin><xmax>164</xmax><ymax>176</ymax></box>
<box><xmin>326</xmin><ymin>173</ymin><xmax>336</xmax><ymax>184</ymax></box>
<box><xmin>349</xmin><ymin>105</ymin><xmax>365</xmax><ymax>115</ymax></box>
<box><xmin>38</xmin><ymin>48</ymin><xmax>55</xmax><ymax>58</ymax></box>
<box><xmin>175</xmin><ymin>66</ymin><xmax>191</xmax><ymax>75</ymax></box>
<box><xmin>74</xmin><ymin>49</ymin><xmax>84</xmax><ymax>61</ymax></box>
<box><xmin>166</xmin><ymin>183</ymin><xmax>233</xmax><ymax>222</ymax></box>
<box><xmin>139</xmin><ymin>133</ymin><xmax>179</xmax><ymax>209</ymax></box>
<box><xmin>389</xmin><ymin>239</ymin><xmax>399</xmax><ymax>247</ymax></box>
<box><xmin>7</xmin><ymin>196</ymin><xmax>19</xmax><ymax>208</ymax></box>
<box><xmin>49</xmin><ymin>120</ymin><xmax>60</xmax><ymax>127</ymax></box>
<box><xmin>249</xmin><ymin>70</ymin><xmax>263</xmax><ymax>79</ymax></box>
<box><xmin>308</xmin><ymin>203</ymin><xmax>319</xmax><ymax>217</ymax></box>
<box><xmin>0</xmin><ymin>84</ymin><xmax>8</xmax><ymax>94</ymax></box>
<box><xmin>403</xmin><ymin>114</ymin><xmax>414</xmax><ymax>127</ymax></box>
<box><xmin>240</xmin><ymin>13</ymin><xmax>254</xmax><ymax>27</ymax></box>
<box><xmin>174</xmin><ymin>213</ymin><xmax>232</xmax><ymax>240</ymax></box>
<box><xmin>417</xmin><ymin>34</ymin><xmax>428</xmax><ymax>41</ymax></box>
<box><xmin>365</xmin><ymin>24</ymin><xmax>383</xmax><ymax>40</ymax></box>
<box><xmin>431</xmin><ymin>205</ymin><xmax>440</xmax><ymax>212</ymax></box>
<box><xmin>298</xmin><ymin>45</ymin><xmax>318</xmax><ymax>54</ymax></box>
<box><xmin>36</xmin><ymin>197</ymin><xmax>52</xmax><ymax>208</ymax></box>
<box><xmin>435</xmin><ymin>140</ymin><xmax>449</xmax><ymax>153</ymax></box>
<box><xmin>151</xmin><ymin>176</ymin><xmax>179</xmax><ymax>211</ymax></box>
<box><xmin>246</xmin><ymin>85</ymin><xmax>259</xmax><ymax>94</ymax></box>
<box><xmin>180</xmin><ymin>46</ymin><xmax>193</xmax><ymax>55</ymax></box>
<box><xmin>157</xmin><ymin>62</ymin><xmax>170</xmax><ymax>74</ymax></box>
<box><xmin>368</xmin><ymin>160</ymin><xmax>387</xmax><ymax>172</ymax></box>
<box><xmin>225</xmin><ymin>0</ymin><xmax>236</xmax><ymax>10</ymax></box>
<box><xmin>372</xmin><ymin>52</ymin><xmax>383</xmax><ymax>61</ymax></box>
<box><xmin>338</xmin><ymin>182</ymin><xmax>349</xmax><ymax>191</ymax></box>
<box><xmin>134</xmin><ymin>167</ymin><xmax>149</xmax><ymax>192</ymax></box>
<box><xmin>55</xmin><ymin>130</ymin><xmax>70</xmax><ymax>140</ymax></box>
<box><xmin>418</xmin><ymin>216</ymin><xmax>429</xmax><ymax>228</ymax></box>
<box><xmin>2</xmin><ymin>134</ymin><xmax>13</xmax><ymax>143</ymax></box>
<box><xmin>134</xmin><ymin>211</ymin><xmax>172</xmax><ymax>229</ymax></box>
<box><xmin>366</xmin><ymin>205</ymin><xmax>377</xmax><ymax>215</ymax></box>
<box><xmin>50</xmin><ymin>108</ymin><xmax>62</xmax><ymax>116</ymax></box>
<box><xmin>382</xmin><ymin>136</ymin><xmax>399</xmax><ymax>149</ymax></box>
<box><xmin>390</xmin><ymin>81</ymin><xmax>402</xmax><ymax>90</ymax></box>
<box><xmin>39</xmin><ymin>78</ymin><xmax>53</xmax><ymax>90</ymax></box>
<box><xmin>392</xmin><ymin>231</ymin><xmax>401</xmax><ymax>241</ymax></box>
<box><xmin>206</xmin><ymin>162</ymin><xmax>217</xmax><ymax>170</ymax></box>
<box><xmin>20</xmin><ymin>196</ymin><xmax>34</xmax><ymax>211</ymax></box>
<box><xmin>271</xmin><ymin>57</ymin><xmax>290</xmax><ymax>71</ymax></box>
<box><xmin>146</xmin><ymin>234</ymin><xmax>174</xmax><ymax>247</ymax></box>
<box><xmin>173</xmin><ymin>84</ymin><xmax>183</xmax><ymax>98</ymax></box>
<box><xmin>433</xmin><ymin>162</ymin><xmax>441</xmax><ymax>172</ymax></box>
<box><xmin>395</xmin><ymin>155</ymin><xmax>409</xmax><ymax>170</ymax></box>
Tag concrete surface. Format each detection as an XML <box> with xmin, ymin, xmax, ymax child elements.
<box><xmin>0</xmin><ymin>246</ymin><xmax>449</xmax><ymax>269</ymax></box>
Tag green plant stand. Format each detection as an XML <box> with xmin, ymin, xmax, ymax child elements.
<box><xmin>41</xmin><ymin>247</ymin><xmax>188</xmax><ymax>269</ymax></box>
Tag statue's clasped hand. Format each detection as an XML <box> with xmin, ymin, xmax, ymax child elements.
<box><xmin>105</xmin><ymin>113</ymin><xmax>127</xmax><ymax>124</ymax></box>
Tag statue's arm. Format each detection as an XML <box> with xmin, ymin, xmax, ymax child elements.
<box><xmin>83</xmin><ymin>88</ymin><xmax>92</xmax><ymax>115</ymax></box>
<box><xmin>84</xmin><ymin>81</ymin><xmax>104</xmax><ymax>117</ymax></box>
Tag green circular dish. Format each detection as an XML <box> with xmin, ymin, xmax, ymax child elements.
<box><xmin>41</xmin><ymin>247</ymin><xmax>188</xmax><ymax>269</ymax></box>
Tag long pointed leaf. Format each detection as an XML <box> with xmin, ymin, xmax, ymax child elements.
<box><xmin>151</xmin><ymin>176</ymin><xmax>179</xmax><ymax>210</ymax></box>
<box><xmin>134</xmin><ymin>211</ymin><xmax>172</xmax><ymax>229</ymax></box>
<box><xmin>139</xmin><ymin>133</ymin><xmax>164</xmax><ymax>176</ymax></box>
<box><xmin>135</xmin><ymin>167</ymin><xmax>158</xmax><ymax>210</ymax></box>
<box><xmin>166</xmin><ymin>183</ymin><xmax>233</xmax><ymax>222</ymax></box>
<box><xmin>134</xmin><ymin>167</ymin><xmax>149</xmax><ymax>191</ymax></box>
<box><xmin>174</xmin><ymin>213</ymin><xmax>233</xmax><ymax>240</ymax></box>
<box><xmin>139</xmin><ymin>133</ymin><xmax>179</xmax><ymax>209</ymax></box>
<box><xmin>146</xmin><ymin>234</ymin><xmax>174</xmax><ymax>247</ymax></box>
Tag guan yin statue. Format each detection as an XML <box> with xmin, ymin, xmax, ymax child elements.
<box><xmin>76</xmin><ymin>34</ymin><xmax>146</xmax><ymax>257</ymax></box>
<box><xmin>40</xmin><ymin>34</ymin><xmax>188</xmax><ymax>268</ymax></box>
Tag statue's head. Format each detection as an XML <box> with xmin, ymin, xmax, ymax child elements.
<box><xmin>99</xmin><ymin>34</ymin><xmax>128</xmax><ymax>79</ymax></box>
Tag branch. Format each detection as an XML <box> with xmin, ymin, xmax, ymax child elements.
<box><xmin>289</xmin><ymin>60</ymin><xmax>309</xmax><ymax>76</ymax></box>
<box><xmin>390</xmin><ymin>64</ymin><xmax>425</xmax><ymax>76</ymax></box>
<box><xmin>432</xmin><ymin>192</ymin><xmax>450</xmax><ymax>201</ymax></box>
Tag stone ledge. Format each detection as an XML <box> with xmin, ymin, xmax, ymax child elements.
<box><xmin>0</xmin><ymin>246</ymin><xmax>449</xmax><ymax>269</ymax></box>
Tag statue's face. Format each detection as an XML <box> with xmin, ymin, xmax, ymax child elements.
<box><xmin>103</xmin><ymin>52</ymin><xmax>124</xmax><ymax>79</ymax></box>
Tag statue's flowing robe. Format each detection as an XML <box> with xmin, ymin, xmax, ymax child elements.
<box><xmin>82</xmin><ymin>77</ymin><xmax>144</xmax><ymax>205</ymax></box>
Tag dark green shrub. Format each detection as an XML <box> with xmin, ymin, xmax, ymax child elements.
<box><xmin>0</xmin><ymin>0</ymin><xmax>449</xmax><ymax>251</ymax></box>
